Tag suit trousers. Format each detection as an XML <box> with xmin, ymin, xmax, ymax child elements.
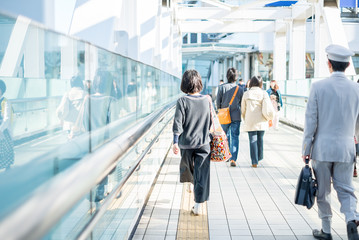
<box><xmin>312</xmin><ymin>160</ymin><xmax>359</xmax><ymax>233</ymax></box>
<box><xmin>180</xmin><ymin>144</ymin><xmax>211</xmax><ymax>203</ymax></box>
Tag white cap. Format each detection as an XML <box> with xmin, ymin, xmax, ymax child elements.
<box><xmin>325</xmin><ymin>44</ymin><xmax>354</xmax><ymax>62</ymax></box>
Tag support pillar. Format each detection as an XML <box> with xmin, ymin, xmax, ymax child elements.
<box><xmin>289</xmin><ymin>19</ymin><xmax>306</xmax><ymax>81</ymax></box>
<box><xmin>273</xmin><ymin>25</ymin><xmax>287</xmax><ymax>81</ymax></box>
<box><xmin>314</xmin><ymin>2</ymin><xmax>330</xmax><ymax>78</ymax></box>
<box><xmin>243</xmin><ymin>53</ymin><xmax>250</xmax><ymax>83</ymax></box>
<box><xmin>254</xmin><ymin>54</ymin><xmax>259</xmax><ymax>77</ymax></box>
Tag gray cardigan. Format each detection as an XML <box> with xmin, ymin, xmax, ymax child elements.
<box><xmin>173</xmin><ymin>95</ymin><xmax>212</xmax><ymax>149</ymax></box>
<box><xmin>216</xmin><ymin>83</ymin><xmax>244</xmax><ymax>122</ymax></box>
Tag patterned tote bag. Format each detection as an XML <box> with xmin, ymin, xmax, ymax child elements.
<box><xmin>207</xmin><ymin>96</ymin><xmax>232</xmax><ymax>162</ymax></box>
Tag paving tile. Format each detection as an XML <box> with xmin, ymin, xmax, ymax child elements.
<box><xmin>230</xmin><ymin>229</ymin><xmax>252</xmax><ymax>235</ymax></box>
<box><xmin>252</xmin><ymin>236</ymin><xmax>275</xmax><ymax>240</ymax></box>
<box><xmin>231</xmin><ymin>236</ymin><xmax>253</xmax><ymax>240</ymax></box>
<box><xmin>208</xmin><ymin>224</ymin><xmax>229</xmax><ymax>230</ymax></box>
<box><xmin>165</xmin><ymin>229</ymin><xmax>177</xmax><ymax>236</ymax></box>
<box><xmin>271</xmin><ymin>229</ymin><xmax>294</xmax><ymax>235</ymax></box>
<box><xmin>251</xmin><ymin>229</ymin><xmax>273</xmax><ymax>236</ymax></box>
<box><xmin>132</xmin><ymin>235</ymin><xmax>143</xmax><ymax>240</ymax></box>
<box><xmin>274</xmin><ymin>236</ymin><xmax>297</xmax><ymax>240</ymax></box>
<box><xmin>145</xmin><ymin>229</ymin><xmax>166</xmax><ymax>235</ymax></box>
<box><xmin>209</xmin><ymin>236</ymin><xmax>231</xmax><ymax>240</ymax></box>
<box><xmin>164</xmin><ymin>236</ymin><xmax>176</xmax><ymax>240</ymax></box>
<box><xmin>209</xmin><ymin>229</ymin><xmax>230</xmax><ymax>236</ymax></box>
<box><xmin>143</xmin><ymin>235</ymin><xmax>165</xmax><ymax>240</ymax></box>
<box><xmin>229</xmin><ymin>224</ymin><xmax>250</xmax><ymax>230</ymax></box>
<box><xmin>134</xmin><ymin>227</ymin><xmax>147</xmax><ymax>235</ymax></box>
<box><xmin>296</xmin><ymin>236</ymin><xmax>319</xmax><ymax>240</ymax></box>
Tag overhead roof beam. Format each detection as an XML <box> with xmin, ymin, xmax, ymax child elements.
<box><xmin>182</xmin><ymin>47</ymin><xmax>254</xmax><ymax>53</ymax></box>
<box><xmin>200</xmin><ymin>0</ymin><xmax>232</xmax><ymax>10</ymax></box>
<box><xmin>178</xmin><ymin>7</ymin><xmax>293</xmax><ymax>20</ymax></box>
<box><xmin>179</xmin><ymin>20</ymin><xmax>275</xmax><ymax>33</ymax></box>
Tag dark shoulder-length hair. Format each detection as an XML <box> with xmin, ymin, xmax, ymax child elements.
<box><xmin>249</xmin><ymin>76</ymin><xmax>263</xmax><ymax>88</ymax></box>
<box><xmin>180</xmin><ymin>70</ymin><xmax>203</xmax><ymax>94</ymax></box>
<box><xmin>226</xmin><ymin>68</ymin><xmax>237</xmax><ymax>83</ymax></box>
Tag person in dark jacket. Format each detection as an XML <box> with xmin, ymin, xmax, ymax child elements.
<box><xmin>238</xmin><ymin>78</ymin><xmax>246</xmax><ymax>91</ymax></box>
<box><xmin>173</xmin><ymin>69</ymin><xmax>212</xmax><ymax>216</ymax></box>
<box><xmin>216</xmin><ymin>68</ymin><xmax>244</xmax><ymax>167</ymax></box>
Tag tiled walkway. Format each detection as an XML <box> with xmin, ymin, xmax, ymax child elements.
<box><xmin>133</xmin><ymin>123</ymin><xmax>359</xmax><ymax>239</ymax></box>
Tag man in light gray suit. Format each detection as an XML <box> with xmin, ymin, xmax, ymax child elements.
<box><xmin>303</xmin><ymin>44</ymin><xmax>359</xmax><ymax>240</ymax></box>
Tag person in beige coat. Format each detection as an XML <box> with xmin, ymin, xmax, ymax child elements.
<box><xmin>241</xmin><ymin>76</ymin><xmax>274</xmax><ymax>167</ymax></box>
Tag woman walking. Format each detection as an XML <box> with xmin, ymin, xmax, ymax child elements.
<box><xmin>173</xmin><ymin>70</ymin><xmax>211</xmax><ymax>215</ymax></box>
<box><xmin>241</xmin><ymin>76</ymin><xmax>274</xmax><ymax>167</ymax></box>
<box><xmin>266</xmin><ymin>80</ymin><xmax>283</xmax><ymax>130</ymax></box>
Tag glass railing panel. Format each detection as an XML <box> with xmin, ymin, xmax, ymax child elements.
<box><xmin>0</xmin><ymin>11</ymin><xmax>181</xmax><ymax>237</ymax></box>
<box><xmin>278</xmin><ymin>75</ymin><xmax>359</xmax><ymax>126</ymax></box>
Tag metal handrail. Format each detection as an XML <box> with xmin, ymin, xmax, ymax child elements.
<box><xmin>283</xmin><ymin>103</ymin><xmax>307</xmax><ymax>108</ymax></box>
<box><xmin>0</xmin><ymin>102</ymin><xmax>176</xmax><ymax>240</ymax></box>
<box><xmin>281</xmin><ymin>94</ymin><xmax>308</xmax><ymax>99</ymax></box>
<box><xmin>8</xmin><ymin>96</ymin><xmax>62</xmax><ymax>104</ymax></box>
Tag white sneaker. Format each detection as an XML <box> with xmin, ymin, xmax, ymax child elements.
<box><xmin>191</xmin><ymin>206</ymin><xmax>200</xmax><ymax>216</ymax></box>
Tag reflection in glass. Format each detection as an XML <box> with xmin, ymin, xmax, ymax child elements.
<box><xmin>0</xmin><ymin>80</ymin><xmax>14</xmax><ymax>171</ymax></box>
<box><xmin>56</xmin><ymin>76</ymin><xmax>86</xmax><ymax>139</ymax></box>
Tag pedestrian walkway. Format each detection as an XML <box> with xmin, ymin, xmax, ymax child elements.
<box><xmin>133</xmin><ymin>123</ymin><xmax>359</xmax><ymax>240</ymax></box>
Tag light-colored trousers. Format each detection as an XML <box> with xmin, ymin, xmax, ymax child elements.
<box><xmin>272</xmin><ymin>111</ymin><xmax>280</xmax><ymax>129</ymax></box>
<box><xmin>312</xmin><ymin>160</ymin><xmax>359</xmax><ymax>233</ymax></box>
<box><xmin>270</xmin><ymin>99</ymin><xmax>280</xmax><ymax>129</ymax></box>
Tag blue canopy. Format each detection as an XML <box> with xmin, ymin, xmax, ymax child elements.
<box><xmin>265</xmin><ymin>1</ymin><xmax>298</xmax><ymax>7</ymax></box>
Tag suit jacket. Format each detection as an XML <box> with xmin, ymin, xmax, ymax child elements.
<box><xmin>302</xmin><ymin>72</ymin><xmax>359</xmax><ymax>162</ymax></box>
<box><xmin>216</xmin><ymin>83</ymin><xmax>244</xmax><ymax>122</ymax></box>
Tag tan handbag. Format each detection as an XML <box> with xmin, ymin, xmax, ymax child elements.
<box><xmin>217</xmin><ymin>86</ymin><xmax>239</xmax><ymax>125</ymax></box>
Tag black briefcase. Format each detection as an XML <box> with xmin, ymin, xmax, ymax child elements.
<box><xmin>294</xmin><ymin>158</ymin><xmax>317</xmax><ymax>209</ymax></box>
